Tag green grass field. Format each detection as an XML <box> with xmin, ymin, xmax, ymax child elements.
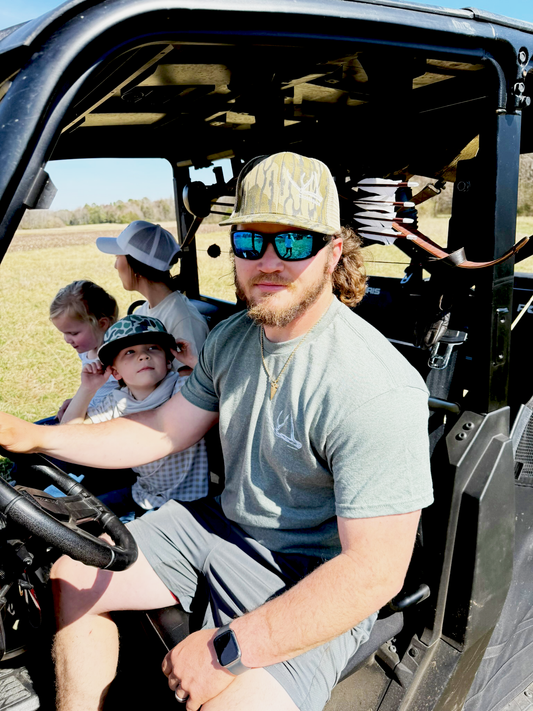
<box><xmin>0</xmin><ymin>224</ymin><xmax>236</xmax><ymax>423</ymax></box>
<box><xmin>1</xmin><ymin>216</ymin><xmax>533</xmax><ymax>424</ymax></box>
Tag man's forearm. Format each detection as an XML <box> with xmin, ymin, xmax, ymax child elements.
<box><xmin>230</xmin><ymin>511</ymin><xmax>420</xmax><ymax>669</ymax></box>
<box><xmin>0</xmin><ymin>407</ymin><xmax>176</xmax><ymax>469</ymax></box>
<box><xmin>0</xmin><ymin>392</ymin><xmax>218</xmax><ymax>469</ymax></box>
<box><xmin>32</xmin><ymin>410</ymin><xmax>174</xmax><ymax>468</ymax></box>
<box><xmin>230</xmin><ymin>551</ymin><xmax>396</xmax><ymax>668</ymax></box>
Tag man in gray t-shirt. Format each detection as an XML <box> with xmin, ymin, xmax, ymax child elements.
<box><xmin>0</xmin><ymin>152</ymin><xmax>433</xmax><ymax>711</ymax></box>
<box><xmin>183</xmin><ymin>296</ymin><xmax>431</xmax><ymax>560</ymax></box>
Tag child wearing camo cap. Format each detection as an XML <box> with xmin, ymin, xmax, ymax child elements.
<box><xmin>62</xmin><ymin>314</ymin><xmax>208</xmax><ymax>520</ymax></box>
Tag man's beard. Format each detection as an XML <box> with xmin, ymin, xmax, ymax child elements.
<box><xmin>234</xmin><ymin>260</ymin><xmax>332</xmax><ymax>328</ymax></box>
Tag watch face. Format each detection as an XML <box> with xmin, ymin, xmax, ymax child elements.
<box><xmin>214</xmin><ymin>630</ymin><xmax>240</xmax><ymax>667</ymax></box>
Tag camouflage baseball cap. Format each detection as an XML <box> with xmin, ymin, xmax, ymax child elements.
<box><xmin>98</xmin><ymin>314</ymin><xmax>175</xmax><ymax>368</ymax></box>
<box><xmin>220</xmin><ymin>152</ymin><xmax>341</xmax><ymax>235</ymax></box>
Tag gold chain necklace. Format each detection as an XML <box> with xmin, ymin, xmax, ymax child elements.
<box><xmin>260</xmin><ymin>313</ymin><xmax>326</xmax><ymax>400</ymax></box>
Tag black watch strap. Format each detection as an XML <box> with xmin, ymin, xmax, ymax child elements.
<box><xmin>213</xmin><ymin>623</ymin><xmax>250</xmax><ymax>675</ymax></box>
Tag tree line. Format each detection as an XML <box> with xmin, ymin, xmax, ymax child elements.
<box><xmin>20</xmin><ymin>197</ymin><xmax>175</xmax><ymax>230</ymax></box>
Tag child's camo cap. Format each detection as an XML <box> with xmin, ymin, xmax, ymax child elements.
<box><xmin>98</xmin><ymin>314</ymin><xmax>176</xmax><ymax>367</ymax></box>
<box><xmin>220</xmin><ymin>152</ymin><xmax>341</xmax><ymax>235</ymax></box>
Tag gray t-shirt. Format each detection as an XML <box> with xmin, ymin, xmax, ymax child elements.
<box><xmin>182</xmin><ymin>297</ymin><xmax>433</xmax><ymax>558</ymax></box>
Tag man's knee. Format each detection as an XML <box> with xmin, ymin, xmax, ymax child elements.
<box><xmin>50</xmin><ymin>534</ymin><xmax>114</xmax><ymax>591</ymax></box>
<box><xmin>51</xmin><ymin>553</ymin><xmax>83</xmax><ymax>583</ymax></box>
<box><xmin>51</xmin><ymin>553</ymin><xmax>105</xmax><ymax>591</ymax></box>
<box><xmin>51</xmin><ymin>554</ymin><xmax>116</xmax><ymax>621</ymax></box>
<box><xmin>201</xmin><ymin>668</ymin><xmax>299</xmax><ymax>711</ymax></box>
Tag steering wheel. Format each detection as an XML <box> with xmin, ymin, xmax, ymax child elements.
<box><xmin>0</xmin><ymin>451</ymin><xmax>138</xmax><ymax>571</ymax></box>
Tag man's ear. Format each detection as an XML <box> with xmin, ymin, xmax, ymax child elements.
<box><xmin>328</xmin><ymin>237</ymin><xmax>343</xmax><ymax>274</ymax></box>
<box><xmin>110</xmin><ymin>365</ymin><xmax>121</xmax><ymax>381</ymax></box>
<box><xmin>167</xmin><ymin>359</ymin><xmax>172</xmax><ymax>371</ymax></box>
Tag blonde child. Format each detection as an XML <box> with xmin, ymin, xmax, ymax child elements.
<box><xmin>50</xmin><ymin>280</ymin><xmax>119</xmax><ymax>419</ymax></box>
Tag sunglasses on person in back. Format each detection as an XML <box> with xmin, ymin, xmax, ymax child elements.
<box><xmin>230</xmin><ymin>229</ymin><xmax>332</xmax><ymax>261</ymax></box>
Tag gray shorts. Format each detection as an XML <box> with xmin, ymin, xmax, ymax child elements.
<box><xmin>128</xmin><ymin>499</ymin><xmax>376</xmax><ymax>711</ymax></box>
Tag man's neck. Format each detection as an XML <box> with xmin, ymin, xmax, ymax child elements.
<box><xmin>263</xmin><ymin>291</ymin><xmax>334</xmax><ymax>343</ymax></box>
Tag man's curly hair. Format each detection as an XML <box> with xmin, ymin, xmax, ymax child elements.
<box><xmin>332</xmin><ymin>226</ymin><xmax>367</xmax><ymax>308</ymax></box>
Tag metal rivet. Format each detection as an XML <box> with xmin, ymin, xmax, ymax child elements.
<box><xmin>456</xmin><ymin>432</ymin><xmax>467</xmax><ymax>440</ymax></box>
<box><xmin>463</xmin><ymin>422</ymin><xmax>474</xmax><ymax>430</ymax></box>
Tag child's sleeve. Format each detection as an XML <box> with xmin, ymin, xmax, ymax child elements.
<box><xmin>171</xmin><ymin>374</ymin><xmax>189</xmax><ymax>396</ymax></box>
<box><xmin>86</xmin><ymin>394</ymin><xmax>116</xmax><ymax>424</ymax></box>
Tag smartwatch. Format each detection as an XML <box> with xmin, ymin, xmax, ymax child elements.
<box><xmin>213</xmin><ymin>623</ymin><xmax>250</xmax><ymax>675</ymax></box>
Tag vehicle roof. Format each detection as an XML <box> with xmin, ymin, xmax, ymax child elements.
<box><xmin>1</xmin><ymin>0</ymin><xmax>533</xmax><ymax>56</ymax></box>
<box><xmin>0</xmin><ymin>0</ymin><xmax>532</xmax><ymax>196</ymax></box>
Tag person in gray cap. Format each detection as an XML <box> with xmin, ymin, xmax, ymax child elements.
<box><xmin>96</xmin><ymin>220</ymin><xmax>209</xmax><ymax>361</ymax></box>
<box><xmin>0</xmin><ymin>152</ymin><xmax>432</xmax><ymax>711</ymax></box>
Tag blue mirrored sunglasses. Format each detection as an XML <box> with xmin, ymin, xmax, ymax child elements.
<box><xmin>231</xmin><ymin>230</ymin><xmax>331</xmax><ymax>261</ymax></box>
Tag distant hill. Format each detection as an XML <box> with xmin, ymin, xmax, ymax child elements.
<box><xmin>19</xmin><ymin>155</ymin><xmax>533</xmax><ymax>230</ymax></box>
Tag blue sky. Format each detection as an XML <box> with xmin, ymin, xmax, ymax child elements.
<box><xmin>2</xmin><ymin>0</ymin><xmax>532</xmax><ymax>210</ymax></box>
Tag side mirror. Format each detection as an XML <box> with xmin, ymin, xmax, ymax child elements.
<box><xmin>183</xmin><ymin>181</ymin><xmax>212</xmax><ymax>218</ymax></box>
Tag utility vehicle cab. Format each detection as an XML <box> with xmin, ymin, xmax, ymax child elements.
<box><xmin>1</xmin><ymin>0</ymin><xmax>533</xmax><ymax>709</ymax></box>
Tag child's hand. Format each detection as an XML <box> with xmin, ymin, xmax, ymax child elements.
<box><xmin>172</xmin><ymin>339</ymin><xmax>198</xmax><ymax>370</ymax></box>
<box><xmin>57</xmin><ymin>398</ymin><xmax>73</xmax><ymax>422</ymax></box>
<box><xmin>80</xmin><ymin>361</ymin><xmax>111</xmax><ymax>393</ymax></box>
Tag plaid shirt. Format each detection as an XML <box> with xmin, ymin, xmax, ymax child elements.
<box><xmin>88</xmin><ymin>373</ymin><xmax>209</xmax><ymax>509</ymax></box>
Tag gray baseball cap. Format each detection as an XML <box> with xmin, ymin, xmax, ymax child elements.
<box><xmin>96</xmin><ymin>220</ymin><xmax>181</xmax><ymax>272</ymax></box>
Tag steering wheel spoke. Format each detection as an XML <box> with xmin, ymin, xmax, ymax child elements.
<box><xmin>0</xmin><ymin>451</ymin><xmax>138</xmax><ymax>571</ymax></box>
<box><xmin>15</xmin><ymin>487</ymin><xmax>106</xmax><ymax>527</ymax></box>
